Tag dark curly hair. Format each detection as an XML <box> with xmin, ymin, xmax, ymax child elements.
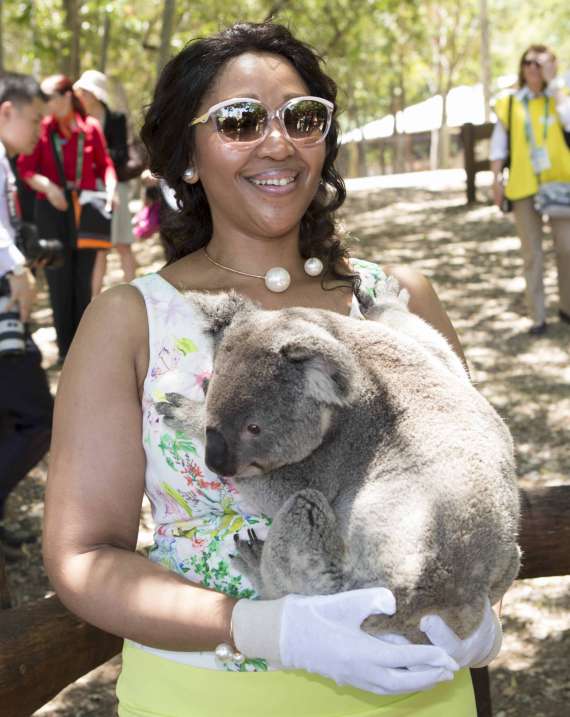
<box><xmin>140</xmin><ymin>21</ymin><xmax>357</xmax><ymax>289</ymax></box>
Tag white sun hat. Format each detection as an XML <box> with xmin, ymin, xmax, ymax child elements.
<box><xmin>73</xmin><ymin>70</ymin><xmax>111</xmax><ymax>106</ymax></box>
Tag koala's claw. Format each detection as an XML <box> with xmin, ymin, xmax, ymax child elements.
<box><xmin>232</xmin><ymin>530</ymin><xmax>264</xmax><ymax>566</ymax></box>
<box><xmin>247</xmin><ymin>528</ymin><xmax>259</xmax><ymax>547</ymax></box>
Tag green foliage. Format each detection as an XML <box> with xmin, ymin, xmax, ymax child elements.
<box><xmin>1</xmin><ymin>1</ymin><xmax>569</xmax><ymax>133</ymax></box>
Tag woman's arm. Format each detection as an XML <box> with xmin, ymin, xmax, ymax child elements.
<box><xmin>23</xmin><ymin>173</ymin><xmax>68</xmax><ymax>210</ymax></box>
<box><xmin>17</xmin><ymin>133</ymin><xmax>68</xmax><ymax>210</ymax></box>
<box><xmin>384</xmin><ymin>264</ymin><xmax>468</xmax><ymax>370</ymax></box>
<box><xmin>43</xmin><ymin>284</ymin><xmax>236</xmax><ymax>650</ymax></box>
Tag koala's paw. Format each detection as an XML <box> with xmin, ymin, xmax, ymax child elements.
<box><xmin>154</xmin><ymin>393</ymin><xmax>204</xmax><ymax>437</ymax></box>
<box><xmin>230</xmin><ymin>529</ymin><xmax>264</xmax><ymax>589</ymax></box>
<box><xmin>374</xmin><ymin>276</ymin><xmax>410</xmax><ymax>307</ymax></box>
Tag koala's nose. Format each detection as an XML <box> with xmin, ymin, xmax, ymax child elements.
<box><xmin>205</xmin><ymin>427</ymin><xmax>235</xmax><ymax>476</ymax></box>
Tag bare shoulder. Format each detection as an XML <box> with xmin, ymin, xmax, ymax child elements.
<box><xmin>384</xmin><ymin>264</ymin><xmax>467</xmax><ymax>367</ymax></box>
<box><xmin>64</xmin><ymin>283</ymin><xmax>149</xmax><ymax>392</ymax></box>
<box><xmin>77</xmin><ymin>283</ymin><xmax>147</xmax><ymax>345</ymax></box>
<box><xmin>383</xmin><ymin>264</ymin><xmax>438</xmax><ymax>314</ymax></box>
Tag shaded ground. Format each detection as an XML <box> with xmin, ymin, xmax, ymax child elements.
<box><xmin>4</xmin><ymin>175</ymin><xmax>569</xmax><ymax>716</ymax></box>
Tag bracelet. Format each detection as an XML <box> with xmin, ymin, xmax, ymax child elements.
<box><xmin>214</xmin><ymin>642</ymin><xmax>246</xmax><ymax>666</ymax></box>
<box><xmin>214</xmin><ymin>608</ymin><xmax>245</xmax><ymax>665</ymax></box>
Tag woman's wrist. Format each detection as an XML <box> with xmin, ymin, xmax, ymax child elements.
<box><xmin>231</xmin><ymin>596</ymin><xmax>285</xmax><ymax>663</ymax></box>
<box><xmin>31</xmin><ymin>174</ymin><xmax>54</xmax><ymax>194</ymax></box>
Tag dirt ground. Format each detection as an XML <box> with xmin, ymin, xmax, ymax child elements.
<box><xmin>4</xmin><ymin>174</ymin><xmax>569</xmax><ymax>716</ymax></box>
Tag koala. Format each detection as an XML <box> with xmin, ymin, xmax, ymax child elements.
<box><xmin>158</xmin><ymin>280</ymin><xmax>520</xmax><ymax>644</ymax></box>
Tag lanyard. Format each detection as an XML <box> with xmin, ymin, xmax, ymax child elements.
<box><xmin>522</xmin><ymin>95</ymin><xmax>549</xmax><ymax>147</ymax></box>
<box><xmin>52</xmin><ymin>131</ymin><xmax>85</xmax><ymax>191</ymax></box>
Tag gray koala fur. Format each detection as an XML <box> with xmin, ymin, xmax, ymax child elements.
<box><xmin>157</xmin><ymin>279</ymin><xmax>520</xmax><ymax>644</ymax></box>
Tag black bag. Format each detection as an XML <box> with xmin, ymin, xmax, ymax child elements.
<box><xmin>75</xmin><ymin>190</ymin><xmax>112</xmax><ymax>249</ymax></box>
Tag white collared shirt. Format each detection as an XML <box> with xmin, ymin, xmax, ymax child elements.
<box><xmin>0</xmin><ymin>140</ymin><xmax>25</xmax><ymax>278</ymax></box>
<box><xmin>490</xmin><ymin>85</ymin><xmax>570</xmax><ymax>161</ymax></box>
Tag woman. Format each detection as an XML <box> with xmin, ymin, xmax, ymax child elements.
<box><xmin>74</xmin><ymin>70</ymin><xmax>139</xmax><ymax>295</ymax></box>
<box><xmin>43</xmin><ymin>23</ymin><xmax>500</xmax><ymax>717</ymax></box>
<box><xmin>491</xmin><ymin>44</ymin><xmax>570</xmax><ymax>335</ymax></box>
<box><xmin>17</xmin><ymin>75</ymin><xmax>116</xmax><ymax>364</ymax></box>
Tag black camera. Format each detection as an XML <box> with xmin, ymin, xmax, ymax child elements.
<box><xmin>16</xmin><ymin>222</ymin><xmax>65</xmax><ymax>269</ymax></box>
<box><xmin>0</xmin><ymin>275</ymin><xmax>26</xmax><ymax>356</ymax></box>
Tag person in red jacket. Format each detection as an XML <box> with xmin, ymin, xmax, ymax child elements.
<box><xmin>18</xmin><ymin>74</ymin><xmax>116</xmax><ymax>365</ymax></box>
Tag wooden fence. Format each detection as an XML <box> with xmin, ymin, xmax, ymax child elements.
<box><xmin>1</xmin><ymin>484</ymin><xmax>570</xmax><ymax>717</ymax></box>
<box><xmin>461</xmin><ymin>122</ymin><xmax>495</xmax><ymax>203</ymax></box>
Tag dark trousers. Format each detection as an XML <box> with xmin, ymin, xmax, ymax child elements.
<box><xmin>35</xmin><ymin>199</ymin><xmax>96</xmax><ymax>358</ymax></box>
<box><xmin>0</xmin><ymin>339</ymin><xmax>53</xmax><ymax>519</ymax></box>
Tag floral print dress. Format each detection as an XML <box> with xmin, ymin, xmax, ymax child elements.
<box><xmin>130</xmin><ymin>258</ymin><xmax>388</xmax><ymax>671</ymax></box>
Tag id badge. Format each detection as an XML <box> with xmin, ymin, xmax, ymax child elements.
<box><xmin>531</xmin><ymin>146</ymin><xmax>551</xmax><ymax>173</ymax></box>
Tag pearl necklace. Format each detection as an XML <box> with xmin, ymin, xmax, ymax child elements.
<box><xmin>203</xmin><ymin>248</ymin><xmax>323</xmax><ymax>293</ymax></box>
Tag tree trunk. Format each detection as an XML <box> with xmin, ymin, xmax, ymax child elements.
<box><xmin>438</xmin><ymin>91</ymin><xmax>450</xmax><ymax>169</ymax></box>
<box><xmin>347</xmin><ymin>107</ymin><xmax>368</xmax><ymax>177</ymax></box>
<box><xmin>430</xmin><ymin>128</ymin><xmax>439</xmax><ymax>171</ymax></box>
<box><xmin>63</xmin><ymin>0</ymin><xmax>81</xmax><ymax>77</ymax></box>
<box><xmin>157</xmin><ymin>0</ymin><xmax>176</xmax><ymax>75</ymax></box>
<box><xmin>479</xmin><ymin>0</ymin><xmax>491</xmax><ymax>122</ymax></box>
<box><xmin>99</xmin><ymin>12</ymin><xmax>111</xmax><ymax>73</ymax></box>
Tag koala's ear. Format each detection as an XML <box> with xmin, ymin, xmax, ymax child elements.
<box><xmin>190</xmin><ymin>290</ymin><xmax>257</xmax><ymax>338</ymax></box>
<box><xmin>281</xmin><ymin>340</ymin><xmax>355</xmax><ymax>406</ymax></box>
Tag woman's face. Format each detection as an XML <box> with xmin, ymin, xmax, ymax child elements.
<box><xmin>41</xmin><ymin>80</ymin><xmax>73</xmax><ymax>118</ymax></box>
<box><xmin>522</xmin><ymin>50</ymin><xmax>550</xmax><ymax>90</ymax></box>
<box><xmin>191</xmin><ymin>52</ymin><xmax>327</xmax><ymax>242</ymax></box>
<box><xmin>75</xmin><ymin>88</ymin><xmax>99</xmax><ymax>115</ymax></box>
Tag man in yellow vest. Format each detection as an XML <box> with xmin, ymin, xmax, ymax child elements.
<box><xmin>491</xmin><ymin>44</ymin><xmax>570</xmax><ymax>336</ymax></box>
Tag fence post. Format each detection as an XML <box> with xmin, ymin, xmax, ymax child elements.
<box><xmin>462</xmin><ymin>122</ymin><xmax>476</xmax><ymax>203</ymax></box>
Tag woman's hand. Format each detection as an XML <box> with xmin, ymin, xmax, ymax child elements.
<box><xmin>106</xmin><ymin>183</ymin><xmax>118</xmax><ymax>213</ymax></box>
<box><xmin>45</xmin><ymin>182</ymin><xmax>68</xmax><ymax>211</ymax></box>
<box><xmin>233</xmin><ymin>588</ymin><xmax>458</xmax><ymax>695</ymax></box>
<box><xmin>420</xmin><ymin>598</ymin><xmax>502</xmax><ymax>668</ymax></box>
<box><xmin>492</xmin><ymin>177</ymin><xmax>505</xmax><ymax>208</ymax></box>
<box><xmin>538</xmin><ymin>53</ymin><xmax>558</xmax><ymax>85</ymax></box>
<box><xmin>6</xmin><ymin>268</ymin><xmax>36</xmax><ymax>322</ymax></box>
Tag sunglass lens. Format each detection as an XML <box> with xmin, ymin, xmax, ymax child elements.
<box><xmin>284</xmin><ymin>99</ymin><xmax>329</xmax><ymax>143</ymax></box>
<box><xmin>214</xmin><ymin>101</ymin><xmax>267</xmax><ymax>142</ymax></box>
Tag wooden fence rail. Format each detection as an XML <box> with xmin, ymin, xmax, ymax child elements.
<box><xmin>1</xmin><ymin>484</ymin><xmax>570</xmax><ymax>717</ymax></box>
<box><xmin>461</xmin><ymin>122</ymin><xmax>495</xmax><ymax>203</ymax></box>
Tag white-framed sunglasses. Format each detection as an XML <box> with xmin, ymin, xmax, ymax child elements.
<box><xmin>190</xmin><ymin>95</ymin><xmax>334</xmax><ymax>147</ymax></box>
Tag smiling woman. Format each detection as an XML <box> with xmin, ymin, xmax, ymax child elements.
<box><xmin>43</xmin><ymin>21</ymin><xmax>489</xmax><ymax>717</ymax></box>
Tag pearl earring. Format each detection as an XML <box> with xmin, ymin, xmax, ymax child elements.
<box><xmin>182</xmin><ymin>166</ymin><xmax>196</xmax><ymax>182</ymax></box>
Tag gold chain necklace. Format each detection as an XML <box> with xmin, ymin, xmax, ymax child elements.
<box><xmin>203</xmin><ymin>247</ymin><xmax>323</xmax><ymax>294</ymax></box>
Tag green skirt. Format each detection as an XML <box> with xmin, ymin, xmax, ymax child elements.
<box><xmin>116</xmin><ymin>641</ymin><xmax>476</xmax><ymax>717</ymax></box>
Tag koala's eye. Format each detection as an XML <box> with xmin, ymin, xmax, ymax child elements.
<box><xmin>247</xmin><ymin>423</ymin><xmax>261</xmax><ymax>435</ymax></box>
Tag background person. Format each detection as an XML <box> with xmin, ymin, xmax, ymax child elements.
<box><xmin>74</xmin><ymin>70</ymin><xmax>139</xmax><ymax>295</ymax></box>
<box><xmin>0</xmin><ymin>72</ymin><xmax>53</xmax><ymax>560</ymax></box>
<box><xmin>44</xmin><ymin>23</ymin><xmax>501</xmax><ymax>717</ymax></box>
<box><xmin>17</xmin><ymin>75</ymin><xmax>117</xmax><ymax>365</ymax></box>
<box><xmin>491</xmin><ymin>44</ymin><xmax>570</xmax><ymax>335</ymax></box>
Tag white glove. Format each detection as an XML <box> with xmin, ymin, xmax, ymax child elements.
<box><xmin>420</xmin><ymin>598</ymin><xmax>502</xmax><ymax>668</ymax></box>
<box><xmin>232</xmin><ymin>588</ymin><xmax>459</xmax><ymax>695</ymax></box>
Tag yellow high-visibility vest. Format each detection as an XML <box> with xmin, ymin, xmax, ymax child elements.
<box><xmin>496</xmin><ymin>92</ymin><xmax>570</xmax><ymax>200</ymax></box>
